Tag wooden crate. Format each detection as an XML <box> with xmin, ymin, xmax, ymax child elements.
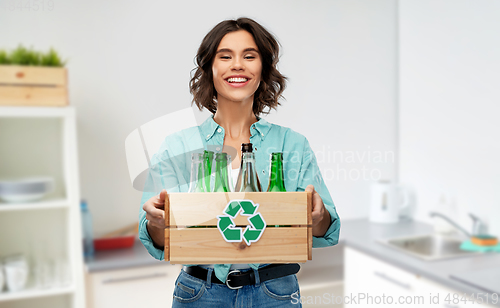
<box><xmin>164</xmin><ymin>192</ymin><xmax>312</xmax><ymax>264</ymax></box>
<box><xmin>0</xmin><ymin>65</ymin><xmax>68</xmax><ymax>106</ymax></box>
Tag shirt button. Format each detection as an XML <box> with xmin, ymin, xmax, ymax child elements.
<box><xmin>206</xmin><ymin>135</ymin><xmax>210</xmax><ymax>138</ymax></box>
<box><xmin>216</xmin><ymin>147</ymin><xmax>221</xmax><ymax>151</ymax></box>
<box><xmin>262</xmin><ymin>170</ymin><xmax>265</xmax><ymax>174</ymax></box>
<box><xmin>217</xmin><ymin>128</ymin><xmax>222</xmax><ymax>133</ymax></box>
<box><xmin>261</xmin><ymin>133</ymin><xmax>264</xmax><ymax>137</ymax></box>
<box><xmin>254</xmin><ymin>147</ymin><xmax>257</xmax><ymax>151</ymax></box>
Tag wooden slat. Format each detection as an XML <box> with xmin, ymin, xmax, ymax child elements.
<box><xmin>169</xmin><ymin>192</ymin><xmax>308</xmax><ymax>226</ymax></box>
<box><xmin>0</xmin><ymin>65</ymin><xmax>67</xmax><ymax>86</ymax></box>
<box><xmin>0</xmin><ymin>86</ymin><xmax>68</xmax><ymax>106</ymax></box>
<box><xmin>307</xmin><ymin>192</ymin><xmax>312</xmax><ymax>260</ymax></box>
<box><xmin>169</xmin><ymin>227</ymin><xmax>308</xmax><ymax>264</ymax></box>
<box><xmin>164</xmin><ymin>193</ymin><xmax>170</xmax><ymax>261</ymax></box>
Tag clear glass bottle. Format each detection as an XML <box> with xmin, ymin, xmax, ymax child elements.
<box><xmin>188</xmin><ymin>153</ymin><xmax>206</xmax><ymax>192</ymax></box>
<box><xmin>234</xmin><ymin>143</ymin><xmax>262</xmax><ymax>192</ymax></box>
<box><xmin>213</xmin><ymin>152</ymin><xmax>233</xmax><ymax>192</ymax></box>
<box><xmin>80</xmin><ymin>200</ymin><xmax>94</xmax><ymax>260</ymax></box>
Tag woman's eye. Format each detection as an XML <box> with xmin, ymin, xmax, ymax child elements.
<box><xmin>220</xmin><ymin>56</ymin><xmax>231</xmax><ymax>59</ymax></box>
<box><xmin>245</xmin><ymin>56</ymin><xmax>256</xmax><ymax>59</ymax></box>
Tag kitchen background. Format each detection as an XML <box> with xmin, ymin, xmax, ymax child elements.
<box><xmin>1</xmin><ymin>0</ymin><xmax>499</xmax><ymax>307</ymax></box>
<box><xmin>1</xmin><ymin>0</ymin><xmax>398</xmax><ymax>236</ymax></box>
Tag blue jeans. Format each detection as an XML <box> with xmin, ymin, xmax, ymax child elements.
<box><xmin>172</xmin><ymin>267</ymin><xmax>302</xmax><ymax>308</ymax></box>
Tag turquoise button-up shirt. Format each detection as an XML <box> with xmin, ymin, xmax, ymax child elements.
<box><xmin>139</xmin><ymin>115</ymin><xmax>340</xmax><ymax>282</ymax></box>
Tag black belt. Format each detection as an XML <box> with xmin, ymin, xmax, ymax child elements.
<box><xmin>184</xmin><ymin>264</ymin><xmax>300</xmax><ymax>290</ymax></box>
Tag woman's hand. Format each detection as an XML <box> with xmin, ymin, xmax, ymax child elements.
<box><xmin>143</xmin><ymin>189</ymin><xmax>167</xmax><ymax>248</ymax></box>
<box><xmin>305</xmin><ymin>185</ymin><xmax>331</xmax><ymax>237</ymax></box>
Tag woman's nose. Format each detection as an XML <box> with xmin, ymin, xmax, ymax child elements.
<box><xmin>231</xmin><ymin>58</ymin><xmax>244</xmax><ymax>70</ymax></box>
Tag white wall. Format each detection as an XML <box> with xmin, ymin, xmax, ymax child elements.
<box><xmin>399</xmin><ymin>0</ymin><xmax>500</xmax><ymax>237</ymax></box>
<box><xmin>1</xmin><ymin>0</ymin><xmax>397</xmax><ymax>234</ymax></box>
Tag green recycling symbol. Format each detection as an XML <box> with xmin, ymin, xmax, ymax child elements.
<box><xmin>217</xmin><ymin>200</ymin><xmax>267</xmax><ymax>246</ymax></box>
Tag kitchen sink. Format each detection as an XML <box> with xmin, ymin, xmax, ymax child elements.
<box><xmin>378</xmin><ymin>234</ymin><xmax>481</xmax><ymax>261</ymax></box>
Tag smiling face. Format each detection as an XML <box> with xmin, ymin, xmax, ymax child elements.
<box><xmin>212</xmin><ymin>30</ymin><xmax>262</xmax><ymax>107</ymax></box>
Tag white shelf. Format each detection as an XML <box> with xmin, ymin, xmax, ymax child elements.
<box><xmin>0</xmin><ymin>106</ymin><xmax>74</xmax><ymax>118</ymax></box>
<box><xmin>0</xmin><ymin>198</ymin><xmax>70</xmax><ymax>212</ymax></box>
<box><xmin>0</xmin><ymin>285</ymin><xmax>75</xmax><ymax>302</ymax></box>
<box><xmin>0</xmin><ymin>105</ymin><xmax>85</xmax><ymax>307</ymax></box>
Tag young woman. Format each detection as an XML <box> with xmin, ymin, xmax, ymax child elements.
<box><xmin>140</xmin><ymin>17</ymin><xmax>340</xmax><ymax>307</ymax></box>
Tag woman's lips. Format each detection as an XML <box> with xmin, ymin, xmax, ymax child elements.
<box><xmin>225</xmin><ymin>79</ymin><xmax>250</xmax><ymax>88</ymax></box>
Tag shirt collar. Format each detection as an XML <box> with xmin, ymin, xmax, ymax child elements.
<box><xmin>200</xmin><ymin>115</ymin><xmax>272</xmax><ymax>141</ymax></box>
<box><xmin>251</xmin><ymin>117</ymin><xmax>272</xmax><ymax>140</ymax></box>
<box><xmin>200</xmin><ymin>115</ymin><xmax>220</xmax><ymax>141</ymax></box>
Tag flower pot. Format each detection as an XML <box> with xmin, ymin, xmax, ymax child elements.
<box><xmin>0</xmin><ymin>65</ymin><xmax>68</xmax><ymax>106</ymax></box>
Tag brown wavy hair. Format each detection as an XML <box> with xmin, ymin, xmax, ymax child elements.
<box><xmin>190</xmin><ymin>17</ymin><xmax>287</xmax><ymax>116</ymax></box>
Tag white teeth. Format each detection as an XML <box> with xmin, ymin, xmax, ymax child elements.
<box><xmin>227</xmin><ymin>77</ymin><xmax>248</xmax><ymax>83</ymax></box>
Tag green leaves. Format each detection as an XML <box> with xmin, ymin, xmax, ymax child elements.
<box><xmin>0</xmin><ymin>50</ymin><xmax>9</xmax><ymax>64</ymax></box>
<box><xmin>0</xmin><ymin>45</ymin><xmax>66</xmax><ymax>67</ymax></box>
<box><xmin>40</xmin><ymin>48</ymin><xmax>66</xmax><ymax>66</ymax></box>
<box><xmin>9</xmin><ymin>45</ymin><xmax>39</xmax><ymax>65</ymax></box>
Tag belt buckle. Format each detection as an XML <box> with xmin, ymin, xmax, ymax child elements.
<box><xmin>225</xmin><ymin>270</ymin><xmax>242</xmax><ymax>290</ymax></box>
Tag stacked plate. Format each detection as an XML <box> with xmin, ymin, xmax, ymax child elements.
<box><xmin>0</xmin><ymin>177</ymin><xmax>54</xmax><ymax>203</ymax></box>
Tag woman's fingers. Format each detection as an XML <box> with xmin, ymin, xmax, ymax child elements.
<box><xmin>145</xmin><ymin>207</ymin><xmax>165</xmax><ymax>229</ymax></box>
<box><xmin>306</xmin><ymin>185</ymin><xmax>325</xmax><ymax>226</ymax></box>
<box><xmin>146</xmin><ymin>205</ymin><xmax>164</xmax><ymax>219</ymax></box>
<box><xmin>144</xmin><ymin>190</ymin><xmax>167</xmax><ymax>229</ymax></box>
<box><xmin>305</xmin><ymin>184</ymin><xmax>315</xmax><ymax>194</ymax></box>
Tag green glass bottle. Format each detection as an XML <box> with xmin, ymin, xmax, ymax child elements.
<box><xmin>267</xmin><ymin>152</ymin><xmax>286</xmax><ymax>192</ymax></box>
<box><xmin>213</xmin><ymin>153</ymin><xmax>233</xmax><ymax>192</ymax></box>
<box><xmin>266</xmin><ymin>152</ymin><xmax>289</xmax><ymax>227</ymax></box>
<box><xmin>203</xmin><ymin>150</ymin><xmax>214</xmax><ymax>192</ymax></box>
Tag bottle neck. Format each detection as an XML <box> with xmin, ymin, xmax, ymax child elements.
<box><xmin>241</xmin><ymin>152</ymin><xmax>255</xmax><ymax>164</ymax></box>
<box><xmin>189</xmin><ymin>154</ymin><xmax>205</xmax><ymax>192</ymax></box>
<box><xmin>235</xmin><ymin>152</ymin><xmax>262</xmax><ymax>192</ymax></box>
<box><xmin>203</xmin><ymin>151</ymin><xmax>214</xmax><ymax>192</ymax></box>
<box><xmin>267</xmin><ymin>155</ymin><xmax>286</xmax><ymax>192</ymax></box>
<box><xmin>214</xmin><ymin>154</ymin><xmax>231</xmax><ymax>192</ymax></box>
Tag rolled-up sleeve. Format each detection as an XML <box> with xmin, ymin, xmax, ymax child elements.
<box><xmin>138</xmin><ymin>127</ymin><xmax>205</xmax><ymax>261</ymax></box>
<box><xmin>297</xmin><ymin>139</ymin><xmax>340</xmax><ymax>248</ymax></box>
<box><xmin>138</xmin><ymin>144</ymin><xmax>182</xmax><ymax>260</ymax></box>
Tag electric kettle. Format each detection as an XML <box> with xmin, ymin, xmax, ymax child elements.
<box><xmin>369</xmin><ymin>180</ymin><xmax>410</xmax><ymax>223</ymax></box>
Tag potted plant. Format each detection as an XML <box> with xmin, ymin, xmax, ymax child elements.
<box><xmin>0</xmin><ymin>45</ymin><xmax>68</xmax><ymax>107</ymax></box>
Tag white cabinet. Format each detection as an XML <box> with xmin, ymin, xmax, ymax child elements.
<box><xmin>344</xmin><ymin>247</ymin><xmax>495</xmax><ymax>308</ymax></box>
<box><xmin>417</xmin><ymin>277</ymin><xmax>497</xmax><ymax>308</ymax></box>
<box><xmin>85</xmin><ymin>264</ymin><xmax>181</xmax><ymax>308</ymax></box>
<box><xmin>296</xmin><ymin>245</ymin><xmax>344</xmax><ymax>307</ymax></box>
<box><xmin>344</xmin><ymin>246</ymin><xmax>420</xmax><ymax>308</ymax></box>
<box><xmin>0</xmin><ymin>107</ymin><xmax>84</xmax><ymax>308</ymax></box>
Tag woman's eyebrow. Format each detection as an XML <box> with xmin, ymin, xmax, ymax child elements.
<box><xmin>216</xmin><ymin>47</ymin><xmax>259</xmax><ymax>54</ymax></box>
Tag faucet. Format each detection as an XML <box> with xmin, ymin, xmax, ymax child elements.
<box><xmin>468</xmin><ymin>213</ymin><xmax>489</xmax><ymax>235</ymax></box>
<box><xmin>428</xmin><ymin>212</ymin><xmax>488</xmax><ymax>238</ymax></box>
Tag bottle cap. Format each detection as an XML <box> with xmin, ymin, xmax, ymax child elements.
<box><xmin>204</xmin><ymin>150</ymin><xmax>214</xmax><ymax>158</ymax></box>
<box><xmin>80</xmin><ymin>200</ymin><xmax>88</xmax><ymax>210</ymax></box>
<box><xmin>271</xmin><ymin>152</ymin><xmax>283</xmax><ymax>159</ymax></box>
<box><xmin>241</xmin><ymin>143</ymin><xmax>253</xmax><ymax>153</ymax></box>
<box><xmin>215</xmin><ymin>152</ymin><xmax>228</xmax><ymax>160</ymax></box>
<box><xmin>191</xmin><ymin>152</ymin><xmax>204</xmax><ymax>160</ymax></box>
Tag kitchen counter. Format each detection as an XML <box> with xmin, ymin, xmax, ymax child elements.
<box><xmin>85</xmin><ymin>239</ymin><xmax>166</xmax><ymax>273</ymax></box>
<box><xmin>84</xmin><ymin>220</ymin><xmax>500</xmax><ymax>306</ymax></box>
<box><xmin>341</xmin><ymin>219</ymin><xmax>500</xmax><ymax>307</ymax></box>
